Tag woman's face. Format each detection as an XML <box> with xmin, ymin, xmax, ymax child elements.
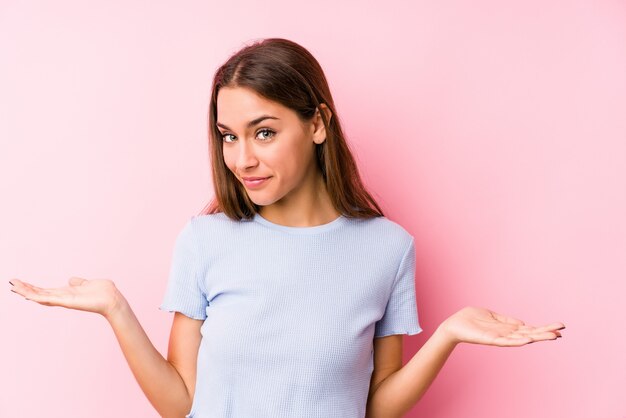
<box><xmin>217</xmin><ymin>86</ymin><xmax>327</xmax><ymax>209</ymax></box>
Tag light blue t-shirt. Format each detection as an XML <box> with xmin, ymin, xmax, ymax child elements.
<box><xmin>159</xmin><ymin>211</ymin><xmax>422</xmax><ymax>418</ymax></box>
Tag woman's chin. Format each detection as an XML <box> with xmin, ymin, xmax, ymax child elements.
<box><xmin>247</xmin><ymin>194</ymin><xmax>278</xmax><ymax>207</ymax></box>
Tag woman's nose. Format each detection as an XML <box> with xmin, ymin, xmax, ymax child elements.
<box><xmin>235</xmin><ymin>141</ymin><xmax>258</xmax><ymax>171</ymax></box>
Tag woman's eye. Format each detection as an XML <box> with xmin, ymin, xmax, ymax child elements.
<box><xmin>257</xmin><ymin>128</ymin><xmax>275</xmax><ymax>141</ymax></box>
<box><xmin>222</xmin><ymin>133</ymin><xmax>236</xmax><ymax>143</ymax></box>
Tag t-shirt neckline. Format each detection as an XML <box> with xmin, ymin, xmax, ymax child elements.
<box><xmin>252</xmin><ymin>212</ymin><xmax>348</xmax><ymax>234</ymax></box>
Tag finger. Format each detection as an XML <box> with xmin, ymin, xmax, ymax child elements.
<box><xmin>493</xmin><ymin>335</ymin><xmax>533</xmax><ymax>347</ymax></box>
<box><xmin>517</xmin><ymin>323</ymin><xmax>566</xmax><ymax>334</ymax></box>
<box><xmin>527</xmin><ymin>331</ymin><xmax>560</xmax><ymax>341</ymax></box>
<box><xmin>13</xmin><ymin>283</ymin><xmax>40</xmax><ymax>299</ymax></box>
<box><xmin>12</xmin><ymin>282</ymin><xmax>67</xmax><ymax>302</ymax></box>
<box><xmin>17</xmin><ymin>282</ymin><xmax>55</xmax><ymax>295</ymax></box>
<box><xmin>528</xmin><ymin>322</ymin><xmax>565</xmax><ymax>331</ymax></box>
<box><xmin>19</xmin><ymin>288</ymin><xmax>66</xmax><ymax>306</ymax></box>
<box><xmin>10</xmin><ymin>283</ymin><xmax>35</xmax><ymax>298</ymax></box>
<box><xmin>14</xmin><ymin>280</ymin><xmax>77</xmax><ymax>299</ymax></box>
<box><xmin>10</xmin><ymin>278</ymin><xmax>30</xmax><ymax>287</ymax></box>
<box><xmin>13</xmin><ymin>280</ymin><xmax>48</xmax><ymax>293</ymax></box>
<box><xmin>495</xmin><ymin>332</ymin><xmax>562</xmax><ymax>346</ymax></box>
<box><xmin>10</xmin><ymin>279</ymin><xmax>31</xmax><ymax>289</ymax></box>
<box><xmin>507</xmin><ymin>332</ymin><xmax>536</xmax><ymax>340</ymax></box>
<box><xmin>494</xmin><ymin>329</ymin><xmax>563</xmax><ymax>346</ymax></box>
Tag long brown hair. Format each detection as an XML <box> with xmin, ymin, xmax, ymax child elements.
<box><xmin>199</xmin><ymin>38</ymin><xmax>384</xmax><ymax>220</ymax></box>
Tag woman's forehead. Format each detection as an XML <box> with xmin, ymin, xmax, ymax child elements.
<box><xmin>217</xmin><ymin>87</ymin><xmax>293</xmax><ymax>128</ymax></box>
<box><xmin>218</xmin><ymin>87</ymin><xmax>278</xmax><ymax>112</ymax></box>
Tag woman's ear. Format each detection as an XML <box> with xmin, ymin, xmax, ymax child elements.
<box><xmin>312</xmin><ymin>103</ymin><xmax>332</xmax><ymax>145</ymax></box>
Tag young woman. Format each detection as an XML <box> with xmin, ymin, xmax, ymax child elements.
<box><xmin>9</xmin><ymin>38</ymin><xmax>565</xmax><ymax>418</ymax></box>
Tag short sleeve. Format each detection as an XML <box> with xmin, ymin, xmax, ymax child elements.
<box><xmin>159</xmin><ymin>217</ymin><xmax>208</xmax><ymax>320</ymax></box>
<box><xmin>374</xmin><ymin>237</ymin><xmax>423</xmax><ymax>338</ymax></box>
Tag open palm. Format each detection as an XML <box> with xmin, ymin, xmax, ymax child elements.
<box><xmin>440</xmin><ymin>306</ymin><xmax>565</xmax><ymax>347</ymax></box>
<box><xmin>9</xmin><ymin>277</ymin><xmax>120</xmax><ymax>318</ymax></box>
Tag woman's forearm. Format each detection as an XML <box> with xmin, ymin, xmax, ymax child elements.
<box><xmin>105</xmin><ymin>293</ymin><xmax>191</xmax><ymax>418</ymax></box>
<box><xmin>10</xmin><ymin>277</ymin><xmax>192</xmax><ymax>416</ymax></box>
<box><xmin>366</xmin><ymin>325</ymin><xmax>457</xmax><ymax>418</ymax></box>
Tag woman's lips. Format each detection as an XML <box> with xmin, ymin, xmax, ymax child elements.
<box><xmin>242</xmin><ymin>176</ymin><xmax>271</xmax><ymax>189</ymax></box>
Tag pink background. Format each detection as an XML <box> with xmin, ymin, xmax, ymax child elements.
<box><xmin>1</xmin><ymin>1</ymin><xmax>625</xmax><ymax>417</ymax></box>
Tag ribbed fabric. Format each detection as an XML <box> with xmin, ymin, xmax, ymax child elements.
<box><xmin>159</xmin><ymin>212</ymin><xmax>422</xmax><ymax>418</ymax></box>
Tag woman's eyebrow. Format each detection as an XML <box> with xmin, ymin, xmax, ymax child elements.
<box><xmin>216</xmin><ymin>115</ymin><xmax>280</xmax><ymax>131</ymax></box>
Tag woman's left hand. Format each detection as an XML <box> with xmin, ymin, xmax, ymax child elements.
<box><xmin>438</xmin><ymin>306</ymin><xmax>565</xmax><ymax>347</ymax></box>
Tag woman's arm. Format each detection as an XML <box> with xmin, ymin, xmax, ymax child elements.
<box><xmin>365</xmin><ymin>307</ymin><xmax>565</xmax><ymax>418</ymax></box>
<box><xmin>106</xmin><ymin>295</ymin><xmax>201</xmax><ymax>418</ymax></box>
<box><xmin>365</xmin><ymin>325</ymin><xmax>456</xmax><ymax>418</ymax></box>
<box><xmin>10</xmin><ymin>277</ymin><xmax>201</xmax><ymax>418</ymax></box>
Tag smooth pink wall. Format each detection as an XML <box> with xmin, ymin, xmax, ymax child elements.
<box><xmin>2</xmin><ymin>1</ymin><xmax>624</xmax><ymax>417</ymax></box>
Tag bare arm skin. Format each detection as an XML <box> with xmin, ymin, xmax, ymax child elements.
<box><xmin>366</xmin><ymin>307</ymin><xmax>565</xmax><ymax>418</ymax></box>
<box><xmin>367</xmin><ymin>335</ymin><xmax>404</xmax><ymax>413</ymax></box>
<box><xmin>9</xmin><ymin>277</ymin><xmax>202</xmax><ymax>418</ymax></box>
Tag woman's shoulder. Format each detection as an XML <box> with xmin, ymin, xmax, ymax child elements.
<box><xmin>191</xmin><ymin>211</ymin><xmax>233</xmax><ymax>224</ymax></box>
<box><xmin>348</xmin><ymin>215</ymin><xmax>413</xmax><ymax>242</ymax></box>
<box><xmin>190</xmin><ymin>211</ymin><xmax>254</xmax><ymax>231</ymax></box>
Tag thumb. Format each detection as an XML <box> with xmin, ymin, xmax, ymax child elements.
<box><xmin>68</xmin><ymin>277</ymin><xmax>86</xmax><ymax>286</ymax></box>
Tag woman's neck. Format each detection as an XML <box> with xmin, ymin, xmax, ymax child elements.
<box><xmin>258</xmin><ymin>173</ymin><xmax>340</xmax><ymax>227</ymax></box>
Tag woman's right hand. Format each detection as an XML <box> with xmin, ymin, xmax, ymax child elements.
<box><xmin>9</xmin><ymin>277</ymin><xmax>124</xmax><ymax>319</ymax></box>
